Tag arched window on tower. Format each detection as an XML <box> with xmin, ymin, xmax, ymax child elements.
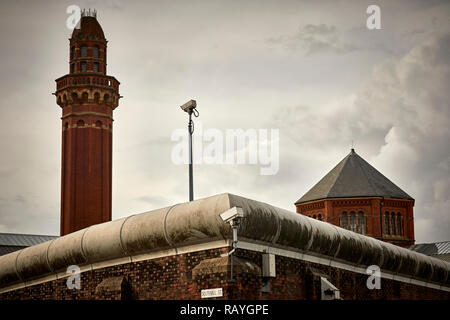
<box><xmin>93</xmin><ymin>62</ymin><xmax>99</xmax><ymax>73</ymax></box>
<box><xmin>390</xmin><ymin>212</ymin><xmax>395</xmax><ymax>235</ymax></box>
<box><xmin>397</xmin><ymin>213</ymin><xmax>402</xmax><ymax>236</ymax></box>
<box><xmin>95</xmin><ymin>120</ymin><xmax>102</xmax><ymax>128</ymax></box>
<box><xmin>350</xmin><ymin>212</ymin><xmax>356</xmax><ymax>232</ymax></box>
<box><xmin>358</xmin><ymin>211</ymin><xmax>365</xmax><ymax>234</ymax></box>
<box><xmin>81</xmin><ymin>45</ymin><xmax>87</xmax><ymax>57</ymax></box>
<box><xmin>77</xmin><ymin>120</ymin><xmax>85</xmax><ymax>127</ymax></box>
<box><xmin>318</xmin><ymin>214</ymin><xmax>322</xmax><ymax>221</ymax></box>
<box><xmin>93</xmin><ymin>46</ymin><xmax>99</xmax><ymax>58</ymax></box>
<box><xmin>341</xmin><ymin>212</ymin><xmax>348</xmax><ymax>229</ymax></box>
<box><xmin>81</xmin><ymin>92</ymin><xmax>88</xmax><ymax>103</ymax></box>
<box><xmin>313</xmin><ymin>214</ymin><xmax>316</xmax><ymax>219</ymax></box>
<box><xmin>94</xmin><ymin>92</ymin><xmax>100</xmax><ymax>103</ymax></box>
<box><xmin>81</xmin><ymin>61</ymin><xmax>87</xmax><ymax>72</ymax></box>
<box><xmin>384</xmin><ymin>212</ymin><xmax>390</xmax><ymax>235</ymax></box>
<box><xmin>71</xmin><ymin>92</ymin><xmax>78</xmax><ymax>103</ymax></box>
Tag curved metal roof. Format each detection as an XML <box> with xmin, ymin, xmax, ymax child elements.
<box><xmin>296</xmin><ymin>149</ymin><xmax>414</xmax><ymax>204</ymax></box>
<box><xmin>0</xmin><ymin>193</ymin><xmax>447</xmax><ymax>292</ymax></box>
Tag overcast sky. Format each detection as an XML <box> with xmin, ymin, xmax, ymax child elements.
<box><xmin>0</xmin><ymin>0</ymin><xmax>449</xmax><ymax>243</ymax></box>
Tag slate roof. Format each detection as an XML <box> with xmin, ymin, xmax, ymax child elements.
<box><xmin>0</xmin><ymin>233</ymin><xmax>58</xmax><ymax>256</ymax></box>
<box><xmin>295</xmin><ymin>149</ymin><xmax>414</xmax><ymax>204</ymax></box>
<box><xmin>409</xmin><ymin>241</ymin><xmax>450</xmax><ymax>256</ymax></box>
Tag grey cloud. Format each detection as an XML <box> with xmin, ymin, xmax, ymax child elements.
<box><xmin>1</xmin><ymin>0</ymin><xmax>449</xmax><ymax>244</ymax></box>
<box><xmin>271</xmin><ymin>33</ymin><xmax>450</xmax><ymax>242</ymax></box>
<box><xmin>268</xmin><ymin>23</ymin><xmax>358</xmax><ymax>55</ymax></box>
<box><xmin>136</xmin><ymin>195</ymin><xmax>171</xmax><ymax>208</ymax></box>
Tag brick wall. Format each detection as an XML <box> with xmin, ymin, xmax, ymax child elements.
<box><xmin>1</xmin><ymin>247</ymin><xmax>448</xmax><ymax>300</ymax></box>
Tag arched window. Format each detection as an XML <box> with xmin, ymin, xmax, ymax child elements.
<box><xmin>70</xmin><ymin>47</ymin><xmax>75</xmax><ymax>60</ymax></box>
<box><xmin>81</xmin><ymin>61</ymin><xmax>87</xmax><ymax>72</ymax></box>
<box><xmin>103</xmin><ymin>94</ymin><xmax>110</xmax><ymax>103</ymax></box>
<box><xmin>397</xmin><ymin>213</ymin><xmax>402</xmax><ymax>236</ymax></box>
<box><xmin>82</xmin><ymin>92</ymin><xmax>88</xmax><ymax>102</ymax></box>
<box><xmin>93</xmin><ymin>46</ymin><xmax>99</xmax><ymax>58</ymax></box>
<box><xmin>64</xmin><ymin>122</ymin><xmax>69</xmax><ymax>130</ymax></box>
<box><xmin>384</xmin><ymin>212</ymin><xmax>390</xmax><ymax>235</ymax></box>
<box><xmin>71</xmin><ymin>92</ymin><xmax>78</xmax><ymax>103</ymax></box>
<box><xmin>94</xmin><ymin>92</ymin><xmax>100</xmax><ymax>103</ymax></box>
<box><xmin>77</xmin><ymin>120</ymin><xmax>85</xmax><ymax>127</ymax></box>
<box><xmin>93</xmin><ymin>62</ymin><xmax>99</xmax><ymax>72</ymax></box>
<box><xmin>70</xmin><ymin>63</ymin><xmax>74</xmax><ymax>73</ymax></box>
<box><xmin>390</xmin><ymin>212</ymin><xmax>395</xmax><ymax>235</ymax></box>
<box><xmin>81</xmin><ymin>45</ymin><xmax>87</xmax><ymax>57</ymax></box>
<box><xmin>358</xmin><ymin>211</ymin><xmax>365</xmax><ymax>234</ymax></box>
<box><xmin>95</xmin><ymin>120</ymin><xmax>102</xmax><ymax>128</ymax></box>
<box><xmin>318</xmin><ymin>214</ymin><xmax>322</xmax><ymax>221</ymax></box>
<box><xmin>313</xmin><ymin>214</ymin><xmax>316</xmax><ymax>219</ymax></box>
<box><xmin>341</xmin><ymin>212</ymin><xmax>348</xmax><ymax>229</ymax></box>
<box><xmin>350</xmin><ymin>212</ymin><xmax>356</xmax><ymax>232</ymax></box>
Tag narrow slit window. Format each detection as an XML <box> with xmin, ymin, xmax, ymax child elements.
<box><xmin>341</xmin><ymin>212</ymin><xmax>348</xmax><ymax>229</ymax></box>
<box><xmin>350</xmin><ymin>212</ymin><xmax>356</xmax><ymax>232</ymax></box>
<box><xmin>93</xmin><ymin>46</ymin><xmax>99</xmax><ymax>58</ymax></box>
<box><xmin>81</xmin><ymin>45</ymin><xmax>87</xmax><ymax>57</ymax></box>
<box><xmin>385</xmin><ymin>212</ymin><xmax>390</xmax><ymax>235</ymax></box>
<box><xmin>390</xmin><ymin>213</ymin><xmax>395</xmax><ymax>235</ymax></box>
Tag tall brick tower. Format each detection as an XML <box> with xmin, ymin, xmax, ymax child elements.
<box><xmin>54</xmin><ymin>10</ymin><xmax>121</xmax><ymax>236</ymax></box>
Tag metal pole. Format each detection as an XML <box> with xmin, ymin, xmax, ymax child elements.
<box><xmin>231</xmin><ymin>226</ymin><xmax>238</xmax><ymax>281</ymax></box>
<box><xmin>188</xmin><ymin>112</ymin><xmax>194</xmax><ymax>201</ymax></box>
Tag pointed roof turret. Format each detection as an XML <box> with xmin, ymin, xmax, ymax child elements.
<box><xmin>295</xmin><ymin>149</ymin><xmax>413</xmax><ymax>204</ymax></box>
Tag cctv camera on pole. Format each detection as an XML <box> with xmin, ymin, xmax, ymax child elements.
<box><xmin>180</xmin><ymin>100</ymin><xmax>199</xmax><ymax>202</ymax></box>
<box><xmin>220</xmin><ymin>207</ymin><xmax>244</xmax><ymax>282</ymax></box>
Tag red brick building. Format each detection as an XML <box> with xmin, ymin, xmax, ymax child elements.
<box><xmin>0</xmin><ymin>193</ymin><xmax>448</xmax><ymax>300</ymax></box>
<box><xmin>2</xmin><ymin>11</ymin><xmax>448</xmax><ymax>301</ymax></box>
<box><xmin>54</xmin><ymin>10</ymin><xmax>121</xmax><ymax>236</ymax></box>
<box><xmin>296</xmin><ymin>149</ymin><xmax>415</xmax><ymax>247</ymax></box>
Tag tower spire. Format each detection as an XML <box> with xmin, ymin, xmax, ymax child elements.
<box><xmin>54</xmin><ymin>13</ymin><xmax>121</xmax><ymax>235</ymax></box>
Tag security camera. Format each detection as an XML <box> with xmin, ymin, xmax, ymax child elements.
<box><xmin>180</xmin><ymin>99</ymin><xmax>197</xmax><ymax>113</ymax></box>
<box><xmin>220</xmin><ymin>207</ymin><xmax>244</xmax><ymax>224</ymax></box>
